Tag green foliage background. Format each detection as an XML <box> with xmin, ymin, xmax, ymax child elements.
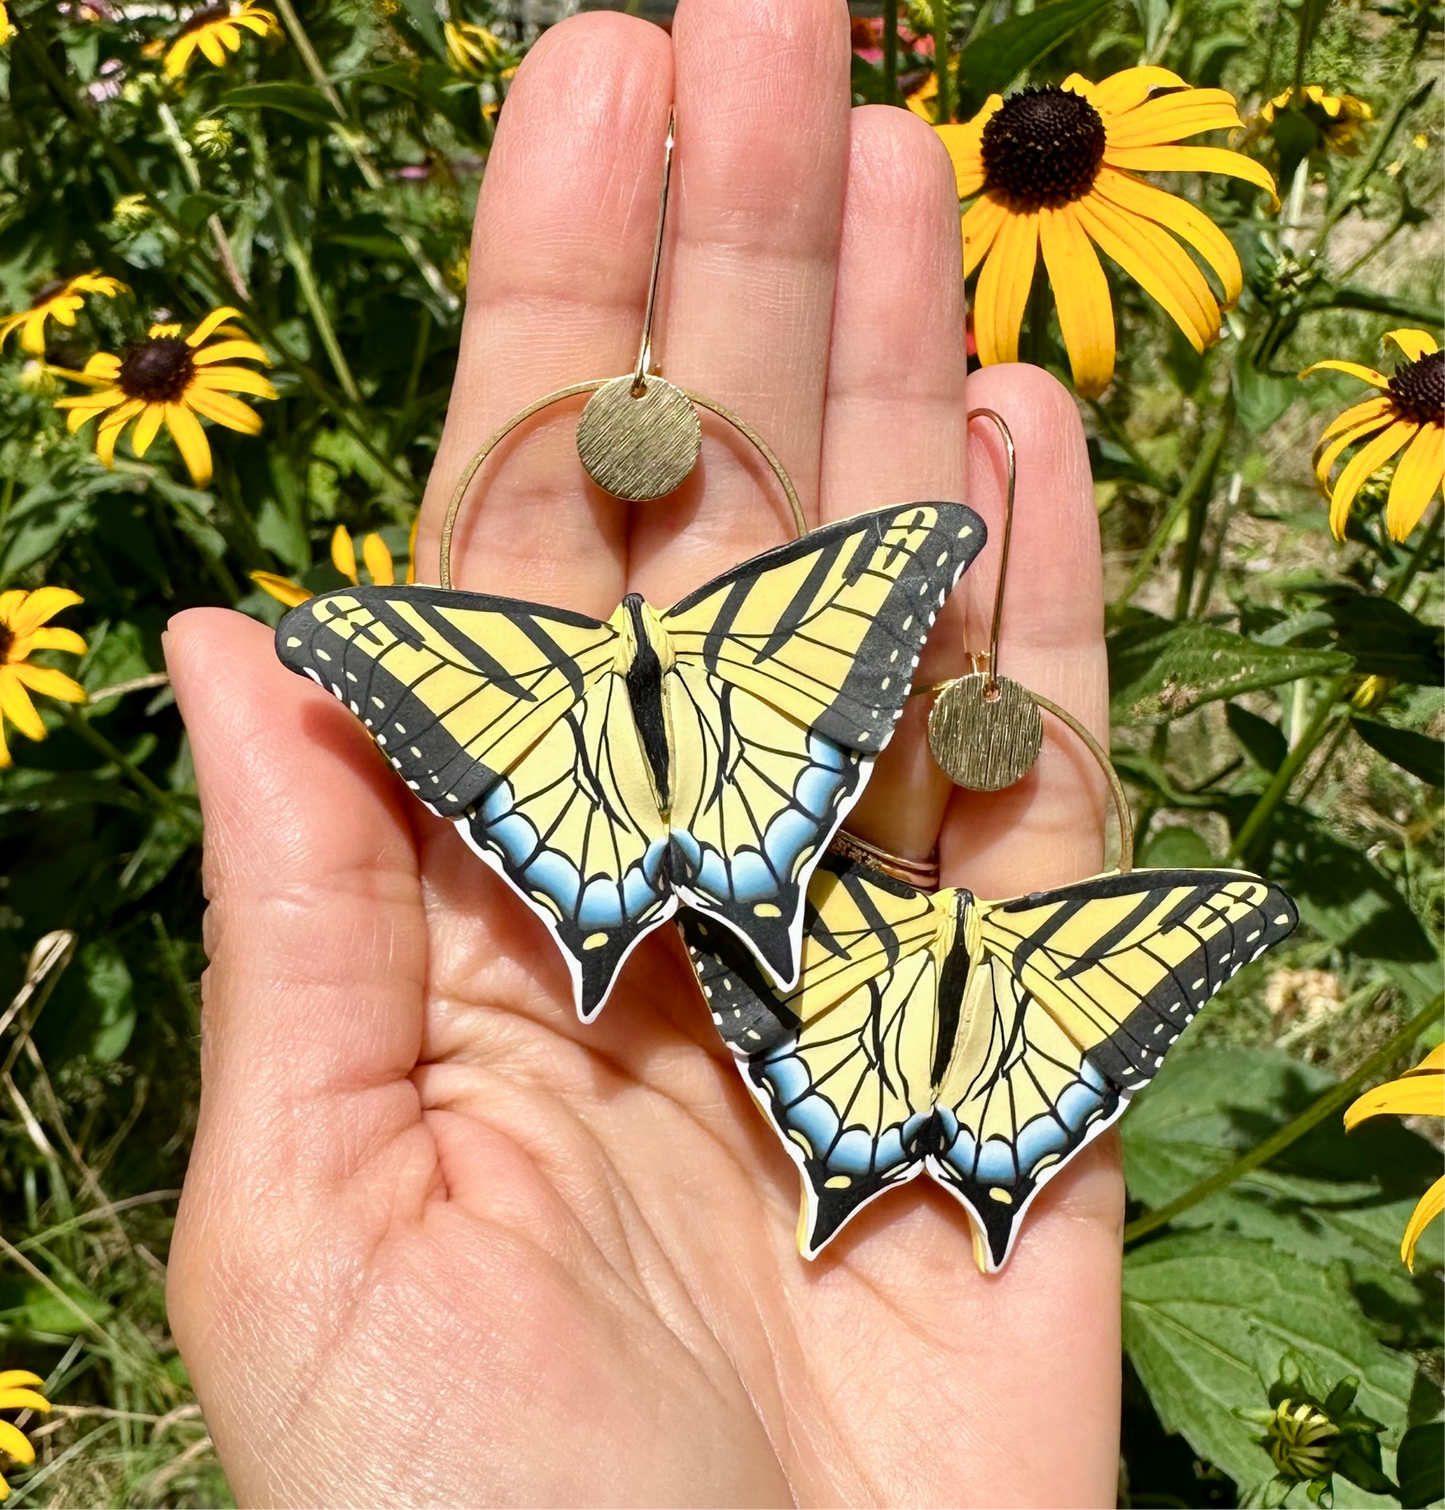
<box><xmin>0</xmin><ymin>0</ymin><xmax>1439</xmax><ymax>1504</ymax></box>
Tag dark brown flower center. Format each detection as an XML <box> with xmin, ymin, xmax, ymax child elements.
<box><xmin>33</xmin><ymin>278</ymin><xmax>70</xmax><ymax>306</ymax></box>
<box><xmin>980</xmin><ymin>85</ymin><xmax>1107</xmax><ymax>208</ymax></box>
<box><xmin>1389</xmin><ymin>350</ymin><xmax>1444</xmax><ymax>427</ymax></box>
<box><xmin>0</xmin><ymin>623</ymin><xmax>13</xmax><ymax>662</ymax></box>
<box><xmin>180</xmin><ymin>3</ymin><xmax>230</xmax><ymax>35</ymax></box>
<box><xmin>118</xmin><ymin>335</ymin><xmax>195</xmax><ymax>404</ymax></box>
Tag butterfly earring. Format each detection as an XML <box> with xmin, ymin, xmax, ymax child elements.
<box><xmin>683</xmin><ymin>411</ymin><xmax>1299</xmax><ymax>1272</ymax></box>
<box><xmin>274</xmin><ymin>113</ymin><xmax>987</xmax><ymax>1023</ymax></box>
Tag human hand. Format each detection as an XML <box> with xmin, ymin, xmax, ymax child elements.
<box><xmin>165</xmin><ymin>2</ymin><xmax>1115</xmax><ymax>1504</ymax></box>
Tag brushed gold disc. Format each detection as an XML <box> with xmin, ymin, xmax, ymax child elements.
<box><xmin>928</xmin><ymin>672</ymin><xmax>1044</xmax><ymax>792</ymax></box>
<box><xmin>576</xmin><ymin>374</ymin><xmax>701</xmax><ymax>501</ymax></box>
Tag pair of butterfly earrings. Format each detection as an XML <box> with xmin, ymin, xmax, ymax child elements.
<box><xmin>275</xmin><ymin>117</ymin><xmax>1297</xmax><ymax>1274</ymax></box>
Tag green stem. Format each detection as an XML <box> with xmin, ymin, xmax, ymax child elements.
<box><xmin>1386</xmin><ymin>498</ymin><xmax>1442</xmax><ymax>603</ymax></box>
<box><xmin>1123</xmin><ymin>994</ymin><xmax>1443</xmax><ymax>1246</ymax></box>
<box><xmin>1123</xmin><ymin>401</ymin><xmax>1233</xmax><ymax>605</ymax></box>
<box><xmin>246</xmin><ymin>122</ymin><xmax>361</xmax><ymax>403</ymax></box>
<box><xmin>272</xmin><ymin>0</ymin><xmax>457</xmax><ymax>313</ymax></box>
<box><xmin>1084</xmin><ymin>399</ymin><xmax>1172</xmax><ymax>495</ymax></box>
<box><xmin>1226</xmin><ymin>671</ymin><xmax>1351</xmax><ymax>864</ymax></box>
<box><xmin>933</xmin><ymin>0</ymin><xmax>951</xmax><ymax>125</ymax></box>
<box><xmin>59</xmin><ymin>709</ymin><xmax>182</xmax><ymax>817</ymax></box>
<box><xmin>155</xmin><ymin>101</ymin><xmax>250</xmax><ymax>300</ymax></box>
<box><xmin>883</xmin><ymin>0</ymin><xmax>900</xmax><ymax>106</ymax></box>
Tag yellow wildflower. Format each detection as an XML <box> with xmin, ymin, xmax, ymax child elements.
<box><xmin>0</xmin><ymin>273</ymin><xmax>127</xmax><ymax>357</ymax></box>
<box><xmin>1243</xmin><ymin>84</ymin><xmax>1373</xmax><ymax>157</ymax></box>
<box><xmin>936</xmin><ymin>67</ymin><xmax>1277</xmax><ymax>399</ymax></box>
<box><xmin>0</xmin><ymin>590</ymin><xmax>87</xmax><ymax>769</ymax></box>
<box><xmin>445</xmin><ymin>19</ymin><xmax>507</xmax><ymax>75</ymax></box>
<box><xmin>0</xmin><ymin>1370</ymin><xmax>51</xmax><ymax>1500</ymax></box>
<box><xmin>1344</xmin><ymin>1042</ymin><xmax>1443</xmax><ymax>1270</ymax></box>
<box><xmin>164</xmin><ymin>1</ymin><xmax>277</xmax><ymax>79</ymax></box>
<box><xmin>1304</xmin><ymin>329</ymin><xmax>1443</xmax><ymax>541</ymax></box>
<box><xmin>55</xmin><ymin>306</ymin><xmax>275</xmax><ymax>489</ymax></box>
<box><xmin>252</xmin><ymin>523</ymin><xmax>416</xmax><ymax>608</ymax></box>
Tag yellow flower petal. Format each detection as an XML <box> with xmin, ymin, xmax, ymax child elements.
<box><xmin>0</xmin><ymin>1375</ymin><xmax>44</xmax><ymax>1392</ymax></box>
<box><xmin>1105</xmin><ymin>91</ymin><xmax>1244</xmax><ymax>148</ymax></box>
<box><xmin>19</xmin><ymin>310</ymin><xmax>48</xmax><ymax>356</ymax></box>
<box><xmin>1074</xmin><ymin>192</ymin><xmax>1218</xmax><ymax>351</ymax></box>
<box><xmin>1402</xmin><ymin>1175</ymin><xmax>1444</xmax><ymax>1272</ymax></box>
<box><xmin>1386</xmin><ymin>424</ymin><xmax>1444</xmax><ymax>541</ymax></box>
<box><xmin>25</xmin><ymin>627</ymin><xmax>87</xmax><ymax>656</ymax></box>
<box><xmin>0</xmin><ymin>718</ymin><xmax>10</xmax><ymax>768</ymax></box>
<box><xmin>1075</xmin><ymin>66</ymin><xmax>1187</xmax><ymax>115</ymax></box>
<box><xmin>1093</xmin><ymin>166</ymin><xmax>1242</xmax><ymax>305</ymax></box>
<box><xmin>192</xmin><ymin>339</ymin><xmax>270</xmax><ymax>367</ymax></box>
<box><xmin>0</xmin><ymin>591</ymin><xmax>23</xmax><ymax>626</ymax></box>
<box><xmin>0</xmin><ymin>1391</ymin><xmax>49</xmax><ymax>1414</ymax></box>
<box><xmin>1104</xmin><ymin>143</ymin><xmax>1279</xmax><ymax>207</ymax></box>
<box><xmin>1301</xmin><ymin>358</ymin><xmax>1390</xmax><ymax>388</ymax></box>
<box><xmin>1314</xmin><ymin>414</ymin><xmax>1392</xmax><ymax>491</ymax></box>
<box><xmin>131</xmin><ymin>403</ymin><xmax>165</xmax><ymax>460</ymax></box>
<box><xmin>164</xmin><ymin>33</ymin><xmax>199</xmax><ymax>77</ymax></box>
<box><xmin>187</xmin><ymin>307</ymin><xmax>246</xmax><ymax>347</ymax></box>
<box><xmin>1317</xmin><ymin>394</ymin><xmax>1395</xmax><ymax>444</ymax></box>
<box><xmin>96</xmin><ymin>400</ymin><xmax>144</xmax><ymax>468</ymax></box>
<box><xmin>961</xmin><ymin>191</ymin><xmax>1009</xmax><ymax>278</ymax></box>
<box><xmin>1346</xmin><ymin>1065</ymin><xmax>1444</xmax><ymax>1123</ymax></box>
<box><xmin>0</xmin><ymin>672</ymin><xmax>46</xmax><ymax>742</ymax></box>
<box><xmin>250</xmin><ymin>571</ymin><xmax>314</xmax><ymax>608</ymax></box>
<box><xmin>331</xmin><ymin>526</ymin><xmax>358</xmax><ymax>583</ymax></box>
<box><xmin>197</xmin><ymin>28</ymin><xmax>229</xmax><ymax>65</ymax></box>
<box><xmin>191</xmin><ymin>365</ymin><xmax>278</xmax><ymax>399</ymax></box>
<box><xmin>185</xmin><ymin>388</ymin><xmax>263</xmax><ymax>435</ymax></box>
<box><xmin>1383</xmin><ymin>329</ymin><xmax>1439</xmax><ymax>361</ymax></box>
<box><xmin>936</xmin><ymin>101</ymin><xmax>997</xmax><ymax>198</ymax></box>
<box><xmin>164</xmin><ymin>403</ymin><xmax>213</xmax><ymax>487</ymax></box>
<box><xmin>9</xmin><ymin>588</ymin><xmax>81</xmax><ymax>637</ymax></box>
<box><xmin>13</xmin><ymin>664</ymin><xmax>87</xmax><ymax>703</ymax></box>
<box><xmin>973</xmin><ymin>206</ymin><xmax>1038</xmax><ymax>367</ymax></box>
<box><xmin>362</xmin><ymin>534</ymin><xmax>394</xmax><ymax>586</ymax></box>
<box><xmin>1039</xmin><ymin>204</ymin><xmax>1114</xmax><ymax>398</ymax></box>
<box><xmin>1327</xmin><ymin>420</ymin><xmax>1415</xmax><ymax>537</ymax></box>
<box><xmin>231</xmin><ymin>10</ymin><xmax>273</xmax><ymax>35</ymax></box>
<box><xmin>406</xmin><ymin>513</ymin><xmax>419</xmax><ymax>584</ymax></box>
<box><xmin>0</xmin><ymin>1419</ymin><xmax>35</xmax><ymax>1466</ymax></box>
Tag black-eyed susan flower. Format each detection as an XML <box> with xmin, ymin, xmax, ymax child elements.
<box><xmin>163</xmin><ymin>1</ymin><xmax>277</xmax><ymax>79</ymax></box>
<box><xmin>936</xmin><ymin>67</ymin><xmax>1278</xmax><ymax>397</ymax></box>
<box><xmin>0</xmin><ymin>4</ymin><xmax>13</xmax><ymax>45</ymax></box>
<box><xmin>444</xmin><ymin>19</ymin><xmax>507</xmax><ymax>75</ymax></box>
<box><xmin>0</xmin><ymin>272</ymin><xmax>126</xmax><ymax>357</ymax></box>
<box><xmin>0</xmin><ymin>1369</ymin><xmax>50</xmax><ymax>1499</ymax></box>
<box><xmin>1345</xmin><ymin>1042</ymin><xmax>1442</xmax><ymax>1270</ymax></box>
<box><xmin>1304</xmin><ymin>329</ymin><xmax>1443</xmax><ymax>541</ymax></box>
<box><xmin>252</xmin><ymin>522</ymin><xmax>415</xmax><ymax>608</ymax></box>
<box><xmin>0</xmin><ymin>590</ymin><xmax>87</xmax><ymax>769</ymax></box>
<box><xmin>55</xmin><ymin>306</ymin><xmax>275</xmax><ymax>489</ymax></box>
<box><xmin>1243</xmin><ymin>84</ymin><xmax>1373</xmax><ymax>158</ymax></box>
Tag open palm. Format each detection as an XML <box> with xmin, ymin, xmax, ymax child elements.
<box><xmin>166</xmin><ymin>2</ymin><xmax>1117</xmax><ymax>1503</ymax></box>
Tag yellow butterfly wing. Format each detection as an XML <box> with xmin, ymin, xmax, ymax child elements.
<box><xmin>663</xmin><ymin>503</ymin><xmax>984</xmax><ymax>986</ymax></box>
<box><xmin>277</xmin><ymin>587</ymin><xmax>668</xmax><ymax>1019</ymax></box>
<box><xmin>931</xmin><ymin>870</ymin><xmax>1299</xmax><ymax>1270</ymax></box>
<box><xmin>681</xmin><ymin>856</ymin><xmax>946</xmax><ymax>1256</ymax></box>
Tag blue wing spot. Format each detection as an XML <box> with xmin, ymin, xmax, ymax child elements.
<box><xmin>782</xmin><ymin>1093</ymin><xmax>840</xmax><ymax>1155</ymax></box>
<box><xmin>1057</xmin><ymin>1077</ymin><xmax>1106</xmax><ymax>1132</ymax></box>
<box><xmin>830</xmin><ymin>1128</ymin><xmax>878</xmax><ymax>1175</ymax></box>
<box><xmin>762</xmin><ymin>1052</ymin><xmax>810</xmax><ymax>1105</ymax></box>
<box><xmin>522</xmin><ymin>851</ymin><xmax>581</xmax><ymax>915</ymax></box>
<box><xmin>579</xmin><ymin>876</ymin><xmax>625</xmax><ymax>930</ymax></box>
<box><xmin>975</xmin><ymin>1138</ymin><xmax>1018</xmax><ymax>1184</ymax></box>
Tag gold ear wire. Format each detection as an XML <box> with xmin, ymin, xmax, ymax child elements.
<box><xmin>435</xmin><ymin>110</ymin><xmax>807</xmax><ymax>588</ymax></box>
<box><xmin>920</xmin><ymin>408</ymin><xmax>1136</xmax><ymax>874</ymax></box>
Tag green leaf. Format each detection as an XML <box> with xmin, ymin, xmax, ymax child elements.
<box><xmin>1319</xmin><ymin>592</ymin><xmax>1444</xmax><ymax>687</ymax></box>
<box><xmin>173</xmin><ymin>190</ymin><xmax>230</xmax><ymax>232</ymax></box>
<box><xmin>1353</xmin><ymin>718</ymin><xmax>1444</xmax><ymax>786</ymax></box>
<box><xmin>954</xmin><ymin>0</ymin><xmax>1113</xmax><ymax>110</ymax></box>
<box><xmin>1108</xmin><ymin>616</ymin><xmax>1352</xmax><ymax>724</ymax></box>
<box><xmin>82</xmin><ymin>940</ymin><xmax>135</xmax><ymax>1063</ymax></box>
<box><xmin>1228</xmin><ymin>703</ymin><xmax>1289</xmax><ymax>773</ymax></box>
<box><xmin>393</xmin><ymin>0</ymin><xmax>446</xmax><ymax>61</ymax></box>
<box><xmin>1141</xmin><ymin>826</ymin><xmax>1219</xmax><ymax>868</ymax></box>
<box><xmin>217</xmin><ymin>82</ymin><xmax>341</xmax><ymax>125</ymax></box>
<box><xmin>1395</xmin><ymin>1423</ymin><xmax>1444</xmax><ymax>1509</ymax></box>
<box><xmin>1234</xmin><ymin>360</ymin><xmax>1299</xmax><ymax>435</ymax></box>
<box><xmin>1123</xmin><ymin>1233</ymin><xmax>1414</xmax><ymax>1501</ymax></box>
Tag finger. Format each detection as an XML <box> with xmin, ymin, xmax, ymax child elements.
<box><xmin>816</xmin><ymin>104</ymin><xmax>972</xmax><ymax>863</ymax></box>
<box><xmin>939</xmin><ymin>365</ymin><xmax>1108</xmax><ymax>895</ymax></box>
<box><xmin>628</xmin><ymin>0</ymin><xmax>852</xmax><ymax>603</ymax></box>
<box><xmin>416</xmin><ymin>15</ymin><xmax>673</xmax><ymax>615</ymax></box>
<box><xmin>163</xmin><ymin>610</ymin><xmax>429</xmax><ymax>1175</ymax></box>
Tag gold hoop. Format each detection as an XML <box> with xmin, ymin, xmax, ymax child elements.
<box><xmin>437</xmin><ymin>382</ymin><xmax>808</xmax><ymax>590</ymax></box>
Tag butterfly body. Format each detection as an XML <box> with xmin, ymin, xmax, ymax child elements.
<box><xmin>683</xmin><ymin>856</ymin><xmax>1297</xmax><ymax>1268</ymax></box>
<box><xmin>277</xmin><ymin>503</ymin><xmax>985</xmax><ymax>1020</ymax></box>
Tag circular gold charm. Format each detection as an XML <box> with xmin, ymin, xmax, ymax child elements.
<box><xmin>928</xmin><ymin>672</ymin><xmax>1044</xmax><ymax>792</ymax></box>
<box><xmin>576</xmin><ymin>374</ymin><xmax>701</xmax><ymax>501</ymax></box>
